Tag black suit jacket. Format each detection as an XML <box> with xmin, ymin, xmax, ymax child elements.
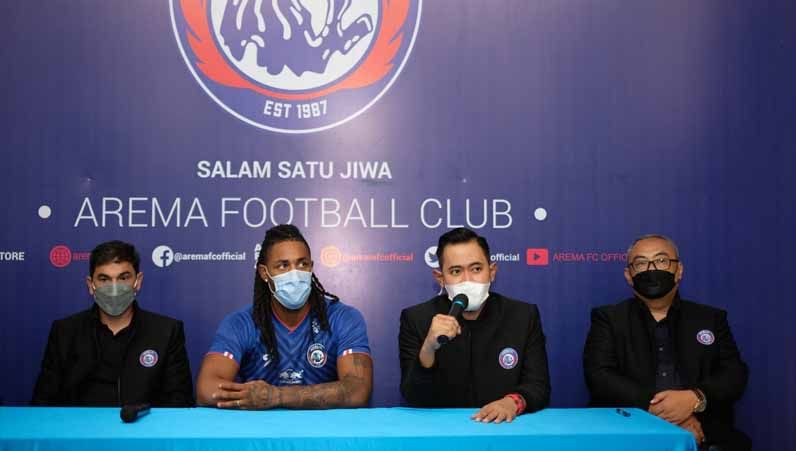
<box><xmin>31</xmin><ymin>303</ymin><xmax>194</xmax><ymax>406</ymax></box>
<box><xmin>399</xmin><ymin>293</ymin><xmax>550</xmax><ymax>412</ymax></box>
<box><xmin>584</xmin><ymin>295</ymin><xmax>749</xmax><ymax>449</ymax></box>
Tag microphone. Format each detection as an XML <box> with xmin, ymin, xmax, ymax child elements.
<box><xmin>437</xmin><ymin>294</ymin><xmax>469</xmax><ymax>345</ymax></box>
<box><xmin>120</xmin><ymin>403</ymin><xmax>151</xmax><ymax>423</ymax></box>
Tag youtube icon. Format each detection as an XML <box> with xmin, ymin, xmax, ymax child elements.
<box><xmin>526</xmin><ymin>248</ymin><xmax>549</xmax><ymax>266</ymax></box>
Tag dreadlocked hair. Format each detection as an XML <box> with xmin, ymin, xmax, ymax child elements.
<box><xmin>252</xmin><ymin>224</ymin><xmax>339</xmax><ymax>365</ymax></box>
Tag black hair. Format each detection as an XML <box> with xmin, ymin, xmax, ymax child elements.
<box><xmin>252</xmin><ymin>224</ymin><xmax>338</xmax><ymax>365</ymax></box>
<box><xmin>436</xmin><ymin>227</ymin><xmax>491</xmax><ymax>268</ymax></box>
<box><xmin>89</xmin><ymin>240</ymin><xmax>140</xmax><ymax>276</ymax></box>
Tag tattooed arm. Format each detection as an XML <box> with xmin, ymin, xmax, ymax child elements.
<box><xmin>212</xmin><ymin>353</ymin><xmax>373</xmax><ymax>410</ymax></box>
<box><xmin>277</xmin><ymin>353</ymin><xmax>373</xmax><ymax>408</ymax></box>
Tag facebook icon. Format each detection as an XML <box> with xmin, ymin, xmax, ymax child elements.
<box><xmin>151</xmin><ymin>245</ymin><xmax>174</xmax><ymax>268</ymax></box>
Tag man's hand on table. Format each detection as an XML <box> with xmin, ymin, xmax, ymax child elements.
<box><xmin>212</xmin><ymin>381</ymin><xmax>280</xmax><ymax>409</ymax></box>
<box><xmin>471</xmin><ymin>396</ymin><xmax>520</xmax><ymax>424</ymax></box>
<box><xmin>648</xmin><ymin>390</ymin><xmax>698</xmax><ymax>424</ymax></box>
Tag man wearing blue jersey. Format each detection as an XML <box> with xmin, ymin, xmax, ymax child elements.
<box><xmin>196</xmin><ymin>225</ymin><xmax>372</xmax><ymax>409</ymax></box>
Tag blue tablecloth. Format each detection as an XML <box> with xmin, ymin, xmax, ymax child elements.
<box><xmin>0</xmin><ymin>407</ymin><xmax>696</xmax><ymax>451</ymax></box>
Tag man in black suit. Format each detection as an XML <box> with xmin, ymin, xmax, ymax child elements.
<box><xmin>399</xmin><ymin>228</ymin><xmax>550</xmax><ymax>423</ymax></box>
<box><xmin>32</xmin><ymin>240</ymin><xmax>194</xmax><ymax>407</ymax></box>
<box><xmin>584</xmin><ymin>234</ymin><xmax>749</xmax><ymax>450</ymax></box>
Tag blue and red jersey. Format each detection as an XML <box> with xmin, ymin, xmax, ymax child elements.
<box><xmin>208</xmin><ymin>299</ymin><xmax>370</xmax><ymax>385</ymax></box>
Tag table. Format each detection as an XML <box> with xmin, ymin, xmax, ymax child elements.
<box><xmin>0</xmin><ymin>407</ymin><xmax>696</xmax><ymax>451</ymax></box>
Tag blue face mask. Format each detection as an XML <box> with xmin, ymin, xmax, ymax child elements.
<box><xmin>266</xmin><ymin>269</ymin><xmax>312</xmax><ymax>310</ymax></box>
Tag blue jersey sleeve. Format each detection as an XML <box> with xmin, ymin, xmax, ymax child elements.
<box><xmin>207</xmin><ymin>309</ymin><xmax>253</xmax><ymax>365</ymax></box>
<box><xmin>332</xmin><ymin>304</ymin><xmax>371</xmax><ymax>358</ymax></box>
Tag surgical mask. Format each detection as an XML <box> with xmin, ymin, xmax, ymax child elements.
<box><xmin>632</xmin><ymin>270</ymin><xmax>676</xmax><ymax>299</ymax></box>
<box><xmin>93</xmin><ymin>282</ymin><xmax>136</xmax><ymax>316</ymax></box>
<box><xmin>445</xmin><ymin>281</ymin><xmax>491</xmax><ymax>312</ymax></box>
<box><xmin>267</xmin><ymin>269</ymin><xmax>312</xmax><ymax>310</ymax></box>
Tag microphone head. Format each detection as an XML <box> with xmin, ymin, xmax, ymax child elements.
<box><xmin>452</xmin><ymin>293</ymin><xmax>469</xmax><ymax>309</ymax></box>
<box><xmin>120</xmin><ymin>403</ymin><xmax>150</xmax><ymax>423</ymax></box>
<box><xmin>120</xmin><ymin>405</ymin><xmax>137</xmax><ymax>423</ymax></box>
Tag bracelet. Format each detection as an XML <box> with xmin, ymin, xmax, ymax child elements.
<box><xmin>505</xmin><ymin>393</ymin><xmax>526</xmax><ymax>415</ymax></box>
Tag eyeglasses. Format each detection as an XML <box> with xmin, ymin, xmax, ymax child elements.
<box><xmin>627</xmin><ymin>256</ymin><xmax>679</xmax><ymax>272</ymax></box>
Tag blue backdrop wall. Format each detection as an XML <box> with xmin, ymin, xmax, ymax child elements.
<box><xmin>1</xmin><ymin>1</ymin><xmax>794</xmax><ymax>450</ymax></box>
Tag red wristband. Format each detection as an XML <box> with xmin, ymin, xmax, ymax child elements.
<box><xmin>506</xmin><ymin>393</ymin><xmax>526</xmax><ymax>415</ymax></box>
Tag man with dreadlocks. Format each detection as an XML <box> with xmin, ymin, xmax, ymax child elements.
<box><xmin>196</xmin><ymin>224</ymin><xmax>372</xmax><ymax>409</ymax></box>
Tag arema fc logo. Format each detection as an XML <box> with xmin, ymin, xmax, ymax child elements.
<box><xmin>170</xmin><ymin>0</ymin><xmax>422</xmax><ymax>134</ymax></box>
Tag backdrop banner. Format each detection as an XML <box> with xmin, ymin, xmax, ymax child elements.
<box><xmin>1</xmin><ymin>2</ymin><xmax>793</xmax><ymax>450</ymax></box>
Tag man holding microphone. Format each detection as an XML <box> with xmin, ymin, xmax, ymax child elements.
<box><xmin>399</xmin><ymin>228</ymin><xmax>550</xmax><ymax>423</ymax></box>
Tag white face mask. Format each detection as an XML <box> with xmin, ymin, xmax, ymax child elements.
<box><xmin>266</xmin><ymin>269</ymin><xmax>312</xmax><ymax>310</ymax></box>
<box><xmin>444</xmin><ymin>281</ymin><xmax>491</xmax><ymax>312</ymax></box>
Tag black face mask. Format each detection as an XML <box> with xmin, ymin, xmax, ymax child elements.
<box><xmin>632</xmin><ymin>270</ymin><xmax>676</xmax><ymax>299</ymax></box>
